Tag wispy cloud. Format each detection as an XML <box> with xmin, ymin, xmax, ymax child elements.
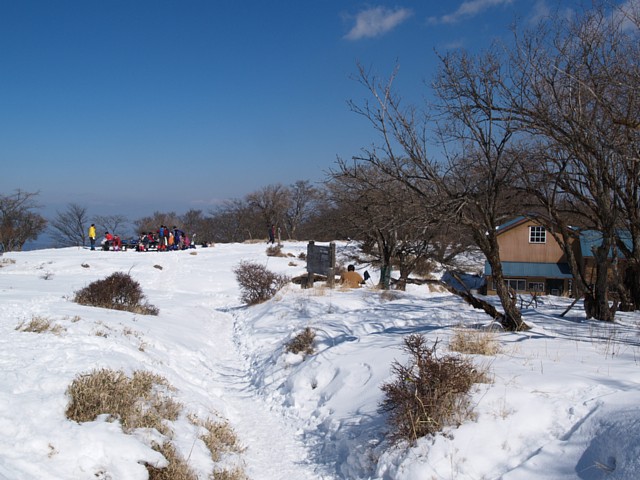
<box><xmin>615</xmin><ymin>0</ymin><xmax>640</xmax><ymax>31</ymax></box>
<box><xmin>429</xmin><ymin>0</ymin><xmax>513</xmax><ymax>25</ymax></box>
<box><xmin>529</xmin><ymin>0</ymin><xmax>551</xmax><ymax>24</ymax></box>
<box><xmin>344</xmin><ymin>6</ymin><xmax>413</xmax><ymax>40</ymax></box>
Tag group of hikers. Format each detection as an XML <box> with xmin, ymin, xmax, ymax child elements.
<box><xmin>88</xmin><ymin>224</ymin><xmax>195</xmax><ymax>251</ymax></box>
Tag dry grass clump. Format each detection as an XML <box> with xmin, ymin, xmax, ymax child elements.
<box><xmin>188</xmin><ymin>414</ymin><xmax>247</xmax><ymax>479</ymax></box>
<box><xmin>380</xmin><ymin>334</ymin><xmax>488</xmax><ymax>445</ymax></box>
<box><xmin>213</xmin><ymin>466</ymin><xmax>250</xmax><ymax>480</ymax></box>
<box><xmin>73</xmin><ymin>272</ymin><xmax>159</xmax><ymax>315</ymax></box>
<box><xmin>266</xmin><ymin>244</ymin><xmax>285</xmax><ymax>257</ymax></box>
<box><xmin>65</xmin><ymin>368</ymin><xmax>180</xmax><ymax>435</ymax></box>
<box><xmin>0</xmin><ymin>258</ymin><xmax>16</xmax><ymax>267</ymax></box>
<box><xmin>66</xmin><ymin>370</ymin><xmax>248</xmax><ymax>479</ymax></box>
<box><xmin>190</xmin><ymin>415</ymin><xmax>245</xmax><ymax>462</ymax></box>
<box><xmin>285</xmin><ymin>327</ymin><xmax>316</xmax><ymax>356</ymax></box>
<box><xmin>233</xmin><ymin>261</ymin><xmax>289</xmax><ymax>305</ymax></box>
<box><xmin>16</xmin><ymin>315</ymin><xmax>65</xmax><ymax>335</ymax></box>
<box><xmin>146</xmin><ymin>441</ymin><xmax>198</xmax><ymax>480</ymax></box>
<box><xmin>449</xmin><ymin>327</ymin><xmax>501</xmax><ymax>356</ymax></box>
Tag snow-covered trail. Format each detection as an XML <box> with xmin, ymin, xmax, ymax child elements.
<box><xmin>0</xmin><ymin>244</ymin><xmax>331</xmax><ymax>479</ymax></box>
<box><xmin>137</xmin><ymin>246</ymin><xmax>330</xmax><ymax>479</ymax></box>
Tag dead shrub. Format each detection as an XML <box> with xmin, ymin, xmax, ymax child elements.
<box><xmin>65</xmin><ymin>368</ymin><xmax>180</xmax><ymax>435</ymax></box>
<box><xmin>73</xmin><ymin>272</ymin><xmax>159</xmax><ymax>315</ymax></box>
<box><xmin>285</xmin><ymin>327</ymin><xmax>316</xmax><ymax>356</ymax></box>
<box><xmin>146</xmin><ymin>441</ymin><xmax>198</xmax><ymax>480</ymax></box>
<box><xmin>379</xmin><ymin>334</ymin><xmax>487</xmax><ymax>445</ymax></box>
<box><xmin>233</xmin><ymin>261</ymin><xmax>289</xmax><ymax>305</ymax></box>
<box><xmin>449</xmin><ymin>327</ymin><xmax>500</xmax><ymax>356</ymax></box>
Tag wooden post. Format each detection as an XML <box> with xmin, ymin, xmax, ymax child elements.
<box><xmin>327</xmin><ymin>242</ymin><xmax>336</xmax><ymax>287</ymax></box>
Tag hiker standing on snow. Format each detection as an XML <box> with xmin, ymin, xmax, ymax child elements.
<box><xmin>88</xmin><ymin>224</ymin><xmax>96</xmax><ymax>250</ymax></box>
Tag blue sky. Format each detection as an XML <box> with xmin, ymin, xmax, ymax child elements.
<box><xmin>0</xmin><ymin>0</ymin><xmax>581</xmax><ymax>218</ymax></box>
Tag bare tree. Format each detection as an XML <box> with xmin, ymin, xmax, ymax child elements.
<box><xmin>49</xmin><ymin>203</ymin><xmax>89</xmax><ymax>247</ymax></box>
<box><xmin>347</xmin><ymin>58</ymin><xmax>529</xmax><ymax>330</ymax></box>
<box><xmin>329</xmin><ymin>160</ymin><xmax>466</xmax><ymax>290</ymax></box>
<box><xmin>0</xmin><ymin>190</ymin><xmax>47</xmax><ymax>252</ymax></box>
<box><xmin>133</xmin><ymin>211</ymin><xmax>180</xmax><ymax>236</ymax></box>
<box><xmin>506</xmin><ymin>2</ymin><xmax>638</xmax><ymax>320</ymax></box>
<box><xmin>329</xmin><ymin>162</ymin><xmax>406</xmax><ymax>288</ymax></box>
<box><xmin>94</xmin><ymin>214</ymin><xmax>129</xmax><ymax>238</ymax></box>
<box><xmin>246</xmin><ymin>184</ymin><xmax>291</xmax><ymax>238</ymax></box>
<box><xmin>283</xmin><ymin>180</ymin><xmax>321</xmax><ymax>240</ymax></box>
<box><xmin>208</xmin><ymin>198</ymin><xmax>263</xmax><ymax>242</ymax></box>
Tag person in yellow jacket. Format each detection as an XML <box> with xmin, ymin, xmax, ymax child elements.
<box><xmin>88</xmin><ymin>224</ymin><xmax>96</xmax><ymax>251</ymax></box>
<box><xmin>340</xmin><ymin>264</ymin><xmax>365</xmax><ymax>288</ymax></box>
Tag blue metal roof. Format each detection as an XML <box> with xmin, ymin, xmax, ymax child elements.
<box><xmin>485</xmin><ymin>261</ymin><xmax>573</xmax><ymax>278</ymax></box>
<box><xmin>496</xmin><ymin>216</ymin><xmax>526</xmax><ymax>233</ymax></box>
<box><xmin>578</xmin><ymin>230</ymin><xmax>631</xmax><ymax>258</ymax></box>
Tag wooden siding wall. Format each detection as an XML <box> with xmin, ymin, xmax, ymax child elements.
<box><xmin>498</xmin><ymin>220</ymin><xmax>566</xmax><ymax>263</ymax></box>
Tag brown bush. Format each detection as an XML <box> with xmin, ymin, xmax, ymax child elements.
<box><xmin>233</xmin><ymin>261</ymin><xmax>289</xmax><ymax>305</ymax></box>
<box><xmin>379</xmin><ymin>334</ymin><xmax>487</xmax><ymax>445</ymax></box>
<box><xmin>285</xmin><ymin>327</ymin><xmax>316</xmax><ymax>356</ymax></box>
<box><xmin>73</xmin><ymin>272</ymin><xmax>159</xmax><ymax>315</ymax></box>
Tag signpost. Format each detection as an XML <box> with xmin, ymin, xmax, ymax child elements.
<box><xmin>305</xmin><ymin>241</ymin><xmax>336</xmax><ymax>288</ymax></box>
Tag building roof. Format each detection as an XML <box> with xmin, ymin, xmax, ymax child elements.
<box><xmin>578</xmin><ymin>230</ymin><xmax>631</xmax><ymax>258</ymax></box>
<box><xmin>484</xmin><ymin>261</ymin><xmax>574</xmax><ymax>278</ymax></box>
<box><xmin>495</xmin><ymin>216</ymin><xmax>528</xmax><ymax>234</ymax></box>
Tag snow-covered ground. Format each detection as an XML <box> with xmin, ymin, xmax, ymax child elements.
<box><xmin>1</xmin><ymin>241</ymin><xmax>639</xmax><ymax>479</ymax></box>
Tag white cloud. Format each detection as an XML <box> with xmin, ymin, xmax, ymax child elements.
<box><xmin>529</xmin><ymin>0</ymin><xmax>551</xmax><ymax>24</ymax></box>
<box><xmin>344</xmin><ymin>6</ymin><xmax>413</xmax><ymax>40</ymax></box>
<box><xmin>431</xmin><ymin>0</ymin><xmax>513</xmax><ymax>25</ymax></box>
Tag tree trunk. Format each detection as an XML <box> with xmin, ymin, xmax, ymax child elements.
<box><xmin>480</xmin><ymin>231</ymin><xmax>530</xmax><ymax>331</ymax></box>
<box><xmin>585</xmin><ymin>245</ymin><xmax>617</xmax><ymax>322</ymax></box>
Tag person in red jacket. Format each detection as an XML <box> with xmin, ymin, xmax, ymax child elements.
<box><xmin>102</xmin><ymin>232</ymin><xmax>114</xmax><ymax>251</ymax></box>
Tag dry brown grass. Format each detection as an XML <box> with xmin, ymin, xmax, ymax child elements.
<box><xmin>285</xmin><ymin>327</ymin><xmax>316</xmax><ymax>356</ymax></box>
<box><xmin>190</xmin><ymin>414</ymin><xmax>245</xmax><ymax>462</ymax></box>
<box><xmin>188</xmin><ymin>414</ymin><xmax>248</xmax><ymax>479</ymax></box>
<box><xmin>449</xmin><ymin>327</ymin><xmax>501</xmax><ymax>356</ymax></box>
<box><xmin>16</xmin><ymin>316</ymin><xmax>65</xmax><ymax>335</ymax></box>
<box><xmin>66</xmin><ymin>370</ymin><xmax>248</xmax><ymax>479</ymax></box>
<box><xmin>266</xmin><ymin>244</ymin><xmax>286</xmax><ymax>257</ymax></box>
<box><xmin>146</xmin><ymin>442</ymin><xmax>198</xmax><ymax>480</ymax></box>
<box><xmin>65</xmin><ymin>368</ymin><xmax>180</xmax><ymax>435</ymax></box>
<box><xmin>213</xmin><ymin>466</ymin><xmax>250</xmax><ymax>480</ymax></box>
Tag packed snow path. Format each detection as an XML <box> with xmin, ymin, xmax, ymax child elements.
<box><xmin>126</xmin><ymin>246</ymin><xmax>331</xmax><ymax>479</ymax></box>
